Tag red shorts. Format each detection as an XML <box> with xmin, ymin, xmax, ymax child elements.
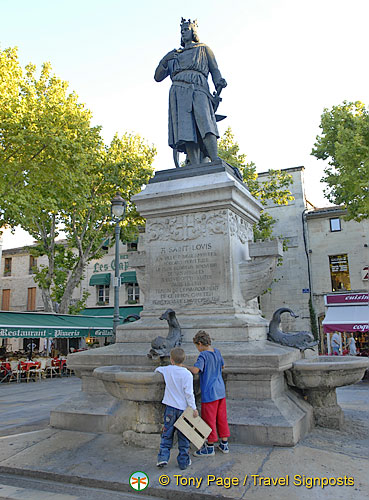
<box><xmin>201</xmin><ymin>397</ymin><xmax>230</xmax><ymax>443</ymax></box>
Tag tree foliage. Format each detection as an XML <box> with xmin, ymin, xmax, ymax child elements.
<box><xmin>312</xmin><ymin>101</ymin><xmax>369</xmax><ymax>221</ymax></box>
<box><xmin>218</xmin><ymin>128</ymin><xmax>294</xmax><ymax>239</ymax></box>
<box><xmin>0</xmin><ymin>47</ymin><xmax>156</xmax><ymax>313</ymax></box>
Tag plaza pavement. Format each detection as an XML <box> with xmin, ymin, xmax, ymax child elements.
<box><xmin>0</xmin><ymin>377</ymin><xmax>368</xmax><ymax>499</ymax></box>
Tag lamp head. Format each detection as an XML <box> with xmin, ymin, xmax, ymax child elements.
<box><xmin>111</xmin><ymin>192</ymin><xmax>126</xmax><ymax>219</ymax></box>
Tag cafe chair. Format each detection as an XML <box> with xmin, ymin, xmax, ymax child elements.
<box><xmin>0</xmin><ymin>363</ymin><xmax>11</xmax><ymax>383</ymax></box>
<box><xmin>35</xmin><ymin>358</ymin><xmax>48</xmax><ymax>380</ymax></box>
<box><xmin>45</xmin><ymin>358</ymin><xmax>59</xmax><ymax>378</ymax></box>
<box><xmin>26</xmin><ymin>361</ymin><xmax>43</xmax><ymax>382</ymax></box>
<box><xmin>9</xmin><ymin>361</ymin><xmax>22</xmax><ymax>383</ymax></box>
<box><xmin>26</xmin><ymin>363</ymin><xmax>38</xmax><ymax>383</ymax></box>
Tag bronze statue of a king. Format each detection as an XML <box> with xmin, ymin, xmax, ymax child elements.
<box><xmin>154</xmin><ymin>18</ymin><xmax>227</xmax><ymax>167</ymax></box>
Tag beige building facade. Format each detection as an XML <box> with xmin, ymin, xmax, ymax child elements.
<box><xmin>258</xmin><ymin>167</ymin><xmax>312</xmax><ymax>334</ymax></box>
<box><xmin>306</xmin><ymin>206</ymin><xmax>369</xmax><ymax>314</ymax></box>
<box><xmin>0</xmin><ymin>242</ymin><xmax>142</xmax><ymax>314</ymax></box>
<box><xmin>258</xmin><ymin>167</ymin><xmax>368</xmax><ymax>352</ymax></box>
<box><xmin>306</xmin><ymin>207</ymin><xmax>369</xmax><ymax>353</ymax></box>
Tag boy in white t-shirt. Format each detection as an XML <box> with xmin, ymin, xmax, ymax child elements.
<box><xmin>155</xmin><ymin>347</ymin><xmax>198</xmax><ymax>470</ymax></box>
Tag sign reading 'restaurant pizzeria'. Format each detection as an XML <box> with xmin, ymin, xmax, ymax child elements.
<box><xmin>325</xmin><ymin>293</ymin><xmax>369</xmax><ymax>306</ymax></box>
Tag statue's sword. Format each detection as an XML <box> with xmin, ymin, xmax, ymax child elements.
<box><xmin>212</xmin><ymin>83</ymin><xmax>226</xmax><ymax>121</ymax></box>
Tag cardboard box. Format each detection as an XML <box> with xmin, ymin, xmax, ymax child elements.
<box><xmin>174</xmin><ymin>407</ymin><xmax>212</xmax><ymax>449</ymax></box>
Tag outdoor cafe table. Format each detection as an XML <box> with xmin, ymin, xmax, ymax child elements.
<box><xmin>21</xmin><ymin>361</ymin><xmax>39</xmax><ymax>369</ymax></box>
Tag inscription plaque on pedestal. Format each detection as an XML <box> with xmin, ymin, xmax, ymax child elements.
<box><xmin>144</xmin><ymin>209</ymin><xmax>253</xmax><ymax>312</ymax></box>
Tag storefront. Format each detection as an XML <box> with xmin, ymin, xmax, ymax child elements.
<box><xmin>0</xmin><ymin>311</ymin><xmax>114</xmax><ymax>356</ymax></box>
<box><xmin>322</xmin><ymin>293</ymin><xmax>369</xmax><ymax>355</ymax></box>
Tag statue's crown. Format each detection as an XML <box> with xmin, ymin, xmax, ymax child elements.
<box><xmin>180</xmin><ymin>17</ymin><xmax>198</xmax><ymax>30</ymax></box>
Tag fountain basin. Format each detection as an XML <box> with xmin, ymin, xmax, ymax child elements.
<box><xmin>94</xmin><ymin>366</ymin><xmax>164</xmax><ymax>402</ymax></box>
<box><xmin>287</xmin><ymin>356</ymin><xmax>368</xmax><ymax>389</ymax></box>
<box><xmin>93</xmin><ymin>365</ymin><xmax>165</xmax><ymax>447</ymax></box>
<box><xmin>286</xmin><ymin>356</ymin><xmax>368</xmax><ymax>429</ymax></box>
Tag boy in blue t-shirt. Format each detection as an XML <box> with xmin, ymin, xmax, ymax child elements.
<box><xmin>187</xmin><ymin>330</ymin><xmax>230</xmax><ymax>456</ymax></box>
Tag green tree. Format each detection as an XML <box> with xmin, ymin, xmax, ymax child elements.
<box><xmin>312</xmin><ymin>101</ymin><xmax>369</xmax><ymax>221</ymax></box>
<box><xmin>218</xmin><ymin>128</ymin><xmax>294</xmax><ymax>239</ymax></box>
<box><xmin>0</xmin><ymin>47</ymin><xmax>156</xmax><ymax>313</ymax></box>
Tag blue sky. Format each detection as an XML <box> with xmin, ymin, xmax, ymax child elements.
<box><xmin>1</xmin><ymin>0</ymin><xmax>369</xmax><ymax>248</ymax></box>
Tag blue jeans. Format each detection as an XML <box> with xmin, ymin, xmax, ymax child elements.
<box><xmin>157</xmin><ymin>405</ymin><xmax>190</xmax><ymax>469</ymax></box>
<box><xmin>332</xmin><ymin>345</ymin><xmax>340</xmax><ymax>355</ymax></box>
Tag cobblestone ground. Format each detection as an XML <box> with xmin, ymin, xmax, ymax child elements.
<box><xmin>0</xmin><ymin>376</ymin><xmax>81</xmax><ymax>436</ymax></box>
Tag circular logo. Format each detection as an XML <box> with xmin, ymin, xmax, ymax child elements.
<box><xmin>129</xmin><ymin>471</ymin><xmax>149</xmax><ymax>491</ymax></box>
<box><xmin>159</xmin><ymin>474</ymin><xmax>170</xmax><ymax>486</ymax></box>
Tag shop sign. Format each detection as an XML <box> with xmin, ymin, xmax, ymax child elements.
<box><xmin>0</xmin><ymin>327</ymin><xmax>113</xmax><ymax>338</ymax></box>
<box><xmin>325</xmin><ymin>293</ymin><xmax>369</xmax><ymax>306</ymax></box>
<box><xmin>93</xmin><ymin>254</ymin><xmax>129</xmax><ymax>273</ymax></box>
<box><xmin>0</xmin><ymin>328</ymin><xmax>49</xmax><ymax>338</ymax></box>
<box><xmin>362</xmin><ymin>266</ymin><xmax>369</xmax><ymax>281</ymax></box>
<box><xmin>352</xmin><ymin>323</ymin><xmax>369</xmax><ymax>332</ymax></box>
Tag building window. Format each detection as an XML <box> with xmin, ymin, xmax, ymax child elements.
<box><xmin>27</xmin><ymin>287</ymin><xmax>36</xmax><ymax>311</ymax></box>
<box><xmin>329</xmin><ymin>254</ymin><xmax>351</xmax><ymax>291</ymax></box>
<box><xmin>1</xmin><ymin>289</ymin><xmax>10</xmax><ymax>310</ymax></box>
<box><xmin>29</xmin><ymin>255</ymin><xmax>37</xmax><ymax>274</ymax></box>
<box><xmin>127</xmin><ymin>242</ymin><xmax>138</xmax><ymax>252</ymax></box>
<box><xmin>4</xmin><ymin>258</ymin><xmax>12</xmax><ymax>276</ymax></box>
<box><xmin>96</xmin><ymin>285</ymin><xmax>110</xmax><ymax>305</ymax></box>
<box><xmin>329</xmin><ymin>218</ymin><xmax>341</xmax><ymax>232</ymax></box>
<box><xmin>127</xmin><ymin>283</ymin><xmax>140</xmax><ymax>304</ymax></box>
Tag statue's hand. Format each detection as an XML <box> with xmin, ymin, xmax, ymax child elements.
<box><xmin>217</xmin><ymin>78</ymin><xmax>227</xmax><ymax>89</ymax></box>
<box><xmin>161</xmin><ymin>49</ymin><xmax>178</xmax><ymax>64</ymax></box>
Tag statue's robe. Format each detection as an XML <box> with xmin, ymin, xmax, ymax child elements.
<box><xmin>155</xmin><ymin>43</ymin><xmax>223</xmax><ymax>155</ymax></box>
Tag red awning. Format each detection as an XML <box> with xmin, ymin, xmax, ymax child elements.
<box><xmin>322</xmin><ymin>305</ymin><xmax>369</xmax><ymax>334</ymax></box>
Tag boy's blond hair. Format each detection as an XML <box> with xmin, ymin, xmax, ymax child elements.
<box><xmin>193</xmin><ymin>330</ymin><xmax>211</xmax><ymax>346</ymax></box>
<box><xmin>170</xmin><ymin>347</ymin><xmax>186</xmax><ymax>364</ymax></box>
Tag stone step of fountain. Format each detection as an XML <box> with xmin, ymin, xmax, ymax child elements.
<box><xmin>50</xmin><ymin>392</ymin><xmax>121</xmax><ymax>433</ymax></box>
<box><xmin>227</xmin><ymin>393</ymin><xmax>313</xmax><ymax>446</ymax></box>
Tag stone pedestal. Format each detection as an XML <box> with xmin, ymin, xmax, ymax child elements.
<box><xmin>120</xmin><ymin>160</ymin><xmax>268</xmax><ymax>344</ymax></box>
<box><xmin>51</xmin><ymin>161</ymin><xmax>313</xmax><ymax>446</ymax></box>
<box><xmin>305</xmin><ymin>388</ymin><xmax>344</xmax><ymax>430</ymax></box>
<box><xmin>285</xmin><ymin>355</ymin><xmax>369</xmax><ymax>430</ymax></box>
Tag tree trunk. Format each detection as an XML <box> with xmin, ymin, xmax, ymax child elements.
<box><xmin>40</xmin><ymin>287</ymin><xmax>54</xmax><ymax>312</ymax></box>
<box><xmin>36</xmin><ymin>214</ymin><xmax>57</xmax><ymax>313</ymax></box>
<box><xmin>58</xmin><ymin>261</ymin><xmax>85</xmax><ymax>314</ymax></box>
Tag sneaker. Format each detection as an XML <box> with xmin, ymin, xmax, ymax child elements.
<box><xmin>193</xmin><ymin>445</ymin><xmax>215</xmax><ymax>457</ymax></box>
<box><xmin>156</xmin><ymin>460</ymin><xmax>168</xmax><ymax>467</ymax></box>
<box><xmin>218</xmin><ymin>441</ymin><xmax>229</xmax><ymax>454</ymax></box>
<box><xmin>179</xmin><ymin>458</ymin><xmax>192</xmax><ymax>470</ymax></box>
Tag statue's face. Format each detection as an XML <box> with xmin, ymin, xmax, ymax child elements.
<box><xmin>181</xmin><ymin>24</ymin><xmax>193</xmax><ymax>43</ymax></box>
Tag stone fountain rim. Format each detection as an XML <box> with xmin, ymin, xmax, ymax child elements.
<box><xmin>94</xmin><ymin>365</ymin><xmax>164</xmax><ymax>384</ymax></box>
<box><xmin>292</xmin><ymin>355</ymin><xmax>368</xmax><ymax>372</ymax></box>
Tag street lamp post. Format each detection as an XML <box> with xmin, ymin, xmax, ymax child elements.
<box><xmin>111</xmin><ymin>193</ymin><xmax>126</xmax><ymax>342</ymax></box>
